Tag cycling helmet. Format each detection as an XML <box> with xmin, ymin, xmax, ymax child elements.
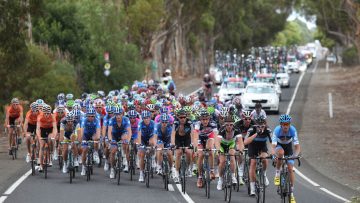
<box><xmin>146</xmin><ymin>104</ymin><xmax>155</xmax><ymax>111</ymax></box>
<box><xmin>81</xmin><ymin>93</ymin><xmax>88</xmax><ymax>100</ymax></box>
<box><xmin>65</xmin><ymin>113</ymin><xmax>74</xmax><ymax>122</ymax></box>
<box><xmin>219</xmin><ymin>108</ymin><xmax>229</xmax><ymax>118</ymax></box>
<box><xmin>11</xmin><ymin>98</ymin><xmax>19</xmax><ymax>104</ymax></box>
<box><xmin>36</xmin><ymin>99</ymin><xmax>44</xmax><ymax>106</ymax></box>
<box><xmin>74</xmin><ymin>99</ymin><xmax>82</xmax><ymax>104</ymax></box>
<box><xmin>255</xmin><ymin>115</ymin><xmax>266</xmax><ymax>124</ymax></box>
<box><xmin>113</xmin><ymin>106</ymin><xmax>123</xmax><ymax>115</ymax></box>
<box><xmin>66</xmin><ymin>93</ymin><xmax>74</xmax><ymax>100</ymax></box>
<box><xmin>66</xmin><ymin>100</ymin><xmax>75</xmax><ymax>108</ymax></box>
<box><xmin>160</xmin><ymin>114</ymin><xmax>169</xmax><ymax>122</ymax></box>
<box><xmin>199</xmin><ymin>108</ymin><xmax>209</xmax><ymax>118</ymax></box>
<box><xmin>184</xmin><ymin>96</ymin><xmax>191</xmax><ymax>104</ymax></box>
<box><xmin>30</xmin><ymin>102</ymin><xmax>37</xmax><ymax>111</ymax></box>
<box><xmin>73</xmin><ymin>103</ymin><xmax>81</xmax><ymax>111</ymax></box>
<box><xmin>97</xmin><ymin>90</ymin><xmax>105</xmax><ymax>97</ymax></box>
<box><xmin>43</xmin><ymin>105</ymin><xmax>52</xmax><ymax>113</ymax></box>
<box><xmin>128</xmin><ymin>110</ymin><xmax>138</xmax><ymax>118</ymax></box>
<box><xmin>242</xmin><ymin>110</ymin><xmax>252</xmax><ymax>118</ymax></box>
<box><xmin>56</xmin><ymin>105</ymin><xmax>65</xmax><ymax>113</ymax></box>
<box><xmin>57</xmin><ymin>93</ymin><xmax>65</xmax><ymax>101</ymax></box>
<box><xmin>183</xmin><ymin>106</ymin><xmax>192</xmax><ymax>113</ymax></box>
<box><xmin>86</xmin><ymin>107</ymin><xmax>96</xmax><ymax>115</ymax></box>
<box><xmin>279</xmin><ymin>114</ymin><xmax>291</xmax><ymax>123</ymax></box>
<box><xmin>140</xmin><ymin>92</ymin><xmax>147</xmax><ymax>98</ymax></box>
<box><xmin>160</xmin><ymin>106</ymin><xmax>168</xmax><ymax>114</ymax></box>
<box><xmin>207</xmin><ymin>106</ymin><xmax>215</xmax><ymax>114</ymax></box>
<box><xmin>224</xmin><ymin>115</ymin><xmax>234</xmax><ymax>123</ymax></box>
<box><xmin>177</xmin><ymin>108</ymin><xmax>186</xmax><ymax>116</ymax></box>
<box><xmin>106</xmin><ymin>105</ymin><xmax>113</xmax><ymax>113</ymax></box>
<box><xmin>94</xmin><ymin>99</ymin><xmax>103</xmax><ymax>107</ymax></box>
<box><xmin>141</xmin><ymin>110</ymin><xmax>151</xmax><ymax>118</ymax></box>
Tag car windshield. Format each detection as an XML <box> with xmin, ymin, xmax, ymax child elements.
<box><xmin>256</xmin><ymin>77</ymin><xmax>275</xmax><ymax>84</ymax></box>
<box><xmin>247</xmin><ymin>86</ymin><xmax>275</xmax><ymax>93</ymax></box>
<box><xmin>223</xmin><ymin>82</ymin><xmax>245</xmax><ymax>89</ymax></box>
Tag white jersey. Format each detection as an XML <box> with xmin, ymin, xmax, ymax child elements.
<box><xmin>251</xmin><ymin>109</ymin><xmax>267</xmax><ymax>119</ymax></box>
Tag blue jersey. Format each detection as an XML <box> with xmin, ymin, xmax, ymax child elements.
<box><xmin>103</xmin><ymin>114</ymin><xmax>114</xmax><ymax>136</ymax></box>
<box><xmin>109</xmin><ymin>117</ymin><xmax>130</xmax><ymax>136</ymax></box>
<box><xmin>154</xmin><ymin>123</ymin><xmax>172</xmax><ymax>143</ymax></box>
<box><xmin>81</xmin><ymin>117</ymin><xmax>100</xmax><ymax>137</ymax></box>
<box><xmin>272</xmin><ymin>125</ymin><xmax>299</xmax><ymax>145</ymax></box>
<box><xmin>138</xmin><ymin>120</ymin><xmax>155</xmax><ymax>143</ymax></box>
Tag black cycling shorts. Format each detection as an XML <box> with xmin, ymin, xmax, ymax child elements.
<box><xmin>175</xmin><ymin>135</ymin><xmax>191</xmax><ymax>148</ymax></box>
<box><xmin>248</xmin><ymin>141</ymin><xmax>268</xmax><ymax>158</ymax></box>
<box><xmin>27</xmin><ymin>124</ymin><xmax>36</xmax><ymax>134</ymax></box>
<box><xmin>9</xmin><ymin>117</ymin><xmax>18</xmax><ymax>125</ymax></box>
<box><xmin>276</xmin><ymin>143</ymin><xmax>293</xmax><ymax>156</ymax></box>
<box><xmin>40</xmin><ymin>127</ymin><xmax>53</xmax><ymax>138</ymax></box>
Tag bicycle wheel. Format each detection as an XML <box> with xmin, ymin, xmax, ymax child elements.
<box><xmin>44</xmin><ymin>149</ymin><xmax>48</xmax><ymax>179</ymax></box>
<box><xmin>163</xmin><ymin>160</ymin><xmax>168</xmax><ymax>190</ymax></box>
<box><xmin>224</xmin><ymin>174</ymin><xmax>228</xmax><ymax>201</ymax></box>
<box><xmin>145</xmin><ymin>157</ymin><xmax>150</xmax><ymax>188</ymax></box>
<box><xmin>58</xmin><ymin>155</ymin><xmax>63</xmax><ymax>170</ymax></box>
<box><xmin>235</xmin><ymin>161</ymin><xmax>240</xmax><ymax>192</ymax></box>
<box><xmin>129</xmin><ymin>147</ymin><xmax>134</xmax><ymax>181</ymax></box>
<box><xmin>206</xmin><ymin>170</ymin><xmax>211</xmax><ymax>199</ymax></box>
<box><xmin>227</xmin><ymin>170</ymin><xmax>232</xmax><ymax>203</ymax></box>
<box><xmin>31</xmin><ymin>144</ymin><xmax>36</xmax><ymax>175</ymax></box>
<box><xmin>256</xmin><ymin>171</ymin><xmax>265</xmax><ymax>203</ymax></box>
<box><xmin>86</xmin><ymin>152</ymin><xmax>91</xmax><ymax>181</ymax></box>
<box><xmin>117</xmin><ymin>151</ymin><xmax>121</xmax><ymax>185</ymax></box>
<box><xmin>181</xmin><ymin>160</ymin><xmax>186</xmax><ymax>193</ymax></box>
<box><xmin>244</xmin><ymin>161</ymin><xmax>250</xmax><ymax>195</ymax></box>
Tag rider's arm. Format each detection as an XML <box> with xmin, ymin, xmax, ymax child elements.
<box><xmin>23</xmin><ymin>118</ymin><xmax>29</xmax><ymax>137</ymax></box>
<box><xmin>36</xmin><ymin>117</ymin><xmax>41</xmax><ymax>140</ymax></box>
<box><xmin>137</xmin><ymin>124</ymin><xmax>142</xmax><ymax>145</ymax></box>
<box><xmin>292</xmin><ymin>128</ymin><xmax>300</xmax><ymax>157</ymax></box>
<box><xmin>5</xmin><ymin>107</ymin><xmax>9</xmax><ymax>126</ymax></box>
<box><xmin>108</xmin><ymin>126</ymin><xmax>113</xmax><ymax>141</ymax></box>
<box><xmin>235</xmin><ymin>134</ymin><xmax>244</xmax><ymax>152</ymax></box>
<box><xmin>271</xmin><ymin>131</ymin><xmax>278</xmax><ymax>155</ymax></box>
<box><xmin>19</xmin><ymin>105</ymin><xmax>24</xmax><ymax>123</ymax></box>
<box><xmin>59</xmin><ymin>123</ymin><xmax>65</xmax><ymax>141</ymax></box>
<box><xmin>51</xmin><ymin>114</ymin><xmax>57</xmax><ymax>137</ymax></box>
<box><xmin>170</xmin><ymin>125</ymin><xmax>175</xmax><ymax>146</ymax></box>
<box><xmin>243</xmin><ymin>129</ymin><xmax>256</xmax><ymax>145</ymax></box>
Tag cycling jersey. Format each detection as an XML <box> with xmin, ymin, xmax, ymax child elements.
<box><xmin>154</xmin><ymin>114</ymin><xmax>174</xmax><ymax>124</ymax></box>
<box><xmin>174</xmin><ymin>119</ymin><xmax>192</xmax><ymax>147</ymax></box>
<box><xmin>7</xmin><ymin>105</ymin><xmax>23</xmax><ymax>119</ymax></box>
<box><xmin>54</xmin><ymin>112</ymin><xmax>66</xmax><ymax>131</ymax></box>
<box><xmin>272</xmin><ymin>125</ymin><xmax>299</xmax><ymax>145</ymax></box>
<box><xmin>96</xmin><ymin>109</ymin><xmax>106</xmax><ymax>127</ymax></box>
<box><xmin>251</xmin><ymin>109</ymin><xmax>267</xmax><ymax>119</ymax></box>
<box><xmin>60</xmin><ymin>120</ymin><xmax>80</xmax><ymax>139</ymax></box>
<box><xmin>103</xmin><ymin>114</ymin><xmax>114</xmax><ymax>138</ymax></box>
<box><xmin>108</xmin><ymin>117</ymin><xmax>130</xmax><ymax>141</ymax></box>
<box><xmin>25</xmin><ymin>110</ymin><xmax>39</xmax><ymax>125</ymax></box>
<box><xmin>138</xmin><ymin>120</ymin><xmax>155</xmax><ymax>145</ymax></box>
<box><xmin>38</xmin><ymin>112</ymin><xmax>55</xmax><ymax>129</ymax></box>
<box><xmin>234</xmin><ymin>119</ymin><xmax>255</xmax><ymax>136</ymax></box>
<box><xmin>155</xmin><ymin>123</ymin><xmax>172</xmax><ymax>147</ymax></box>
<box><xmin>218</xmin><ymin>128</ymin><xmax>242</xmax><ymax>153</ymax></box>
<box><xmin>194</xmin><ymin>120</ymin><xmax>218</xmax><ymax>146</ymax></box>
<box><xmin>129</xmin><ymin>117</ymin><xmax>140</xmax><ymax>140</ymax></box>
<box><xmin>80</xmin><ymin>117</ymin><xmax>100</xmax><ymax>140</ymax></box>
<box><xmin>246</xmin><ymin>126</ymin><xmax>272</xmax><ymax>157</ymax></box>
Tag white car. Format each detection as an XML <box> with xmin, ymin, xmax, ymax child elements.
<box><xmin>286</xmin><ymin>55</ymin><xmax>300</xmax><ymax>73</ymax></box>
<box><xmin>241</xmin><ymin>83</ymin><xmax>279</xmax><ymax>114</ymax></box>
<box><xmin>250</xmin><ymin>73</ymin><xmax>282</xmax><ymax>100</ymax></box>
<box><xmin>276</xmin><ymin>73</ymin><xmax>290</xmax><ymax>88</ymax></box>
<box><xmin>218</xmin><ymin>78</ymin><xmax>246</xmax><ymax>102</ymax></box>
<box><xmin>214</xmin><ymin>68</ymin><xmax>223</xmax><ymax>85</ymax></box>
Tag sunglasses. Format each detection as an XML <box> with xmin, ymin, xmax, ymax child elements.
<box><xmin>143</xmin><ymin>117</ymin><xmax>150</xmax><ymax>119</ymax></box>
<box><xmin>87</xmin><ymin>115</ymin><xmax>95</xmax><ymax>118</ymax></box>
<box><xmin>244</xmin><ymin>118</ymin><xmax>251</xmax><ymax>121</ymax></box>
<box><xmin>281</xmin><ymin>123</ymin><xmax>290</xmax><ymax>127</ymax></box>
<box><xmin>225</xmin><ymin>123</ymin><xmax>234</xmax><ymax>126</ymax></box>
<box><xmin>201</xmin><ymin>118</ymin><xmax>209</xmax><ymax>121</ymax></box>
<box><xmin>257</xmin><ymin>125</ymin><xmax>266</xmax><ymax>128</ymax></box>
<box><xmin>179</xmin><ymin>116</ymin><xmax>186</xmax><ymax>119</ymax></box>
<box><xmin>161</xmin><ymin>121</ymin><xmax>168</xmax><ymax>124</ymax></box>
<box><xmin>96</xmin><ymin>107</ymin><xmax>102</xmax><ymax>109</ymax></box>
<box><xmin>130</xmin><ymin>117</ymin><xmax>136</xmax><ymax>119</ymax></box>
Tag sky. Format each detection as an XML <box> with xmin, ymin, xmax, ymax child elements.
<box><xmin>287</xmin><ymin>11</ymin><xmax>317</xmax><ymax>30</ymax></box>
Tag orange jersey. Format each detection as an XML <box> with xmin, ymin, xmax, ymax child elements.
<box><xmin>38</xmin><ymin>112</ymin><xmax>55</xmax><ymax>129</ymax></box>
<box><xmin>54</xmin><ymin>112</ymin><xmax>66</xmax><ymax>123</ymax></box>
<box><xmin>7</xmin><ymin>105</ymin><xmax>23</xmax><ymax>118</ymax></box>
<box><xmin>26</xmin><ymin>110</ymin><xmax>39</xmax><ymax>125</ymax></box>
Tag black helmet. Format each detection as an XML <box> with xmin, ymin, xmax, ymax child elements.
<box><xmin>255</xmin><ymin>115</ymin><xmax>266</xmax><ymax>124</ymax></box>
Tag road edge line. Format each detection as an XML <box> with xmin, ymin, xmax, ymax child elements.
<box><xmin>175</xmin><ymin>184</ymin><xmax>195</xmax><ymax>203</ymax></box>
<box><xmin>0</xmin><ymin>196</ymin><xmax>8</xmax><ymax>203</ymax></box>
<box><xmin>4</xmin><ymin>169</ymin><xmax>32</xmax><ymax>195</ymax></box>
<box><xmin>287</xmin><ymin>61</ymin><xmax>350</xmax><ymax>202</ymax></box>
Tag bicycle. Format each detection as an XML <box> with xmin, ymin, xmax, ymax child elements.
<box><xmin>98</xmin><ymin>136</ymin><xmax>104</xmax><ymax>168</ymax></box>
<box><xmin>84</xmin><ymin>140</ymin><xmax>98</xmax><ymax>181</ymax></box>
<box><xmin>60</xmin><ymin>140</ymin><xmax>79</xmax><ymax>184</ymax></box>
<box><xmin>9</xmin><ymin>125</ymin><xmax>21</xmax><ymax>160</ymax></box>
<box><xmin>178</xmin><ymin>146</ymin><xmax>190</xmax><ymax>194</ymax></box>
<box><xmin>198</xmin><ymin>148</ymin><xmax>217</xmax><ymax>199</ymax></box>
<box><xmin>114</xmin><ymin>141</ymin><xmax>124</xmax><ymax>185</ymax></box>
<box><xmin>144</xmin><ymin>146</ymin><xmax>155</xmax><ymax>188</ymax></box>
<box><xmin>275</xmin><ymin>156</ymin><xmax>301</xmax><ymax>203</ymax></box>
<box><xmin>128</xmin><ymin>139</ymin><xmax>137</xmax><ymax>181</ymax></box>
<box><xmin>222</xmin><ymin>151</ymin><xmax>241</xmax><ymax>203</ymax></box>
<box><xmin>30</xmin><ymin>132</ymin><xmax>37</xmax><ymax>176</ymax></box>
<box><xmin>40</xmin><ymin>137</ymin><xmax>50</xmax><ymax>179</ymax></box>
<box><xmin>157</xmin><ymin>147</ymin><xmax>172</xmax><ymax>191</ymax></box>
<box><xmin>251</xmin><ymin>155</ymin><xmax>272</xmax><ymax>203</ymax></box>
<box><xmin>242</xmin><ymin>148</ymin><xmax>251</xmax><ymax>194</ymax></box>
<box><xmin>57</xmin><ymin>138</ymin><xmax>63</xmax><ymax>171</ymax></box>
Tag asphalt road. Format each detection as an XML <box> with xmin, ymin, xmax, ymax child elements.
<box><xmin>1</xmin><ymin>61</ymin><xmax>354</xmax><ymax>203</ymax></box>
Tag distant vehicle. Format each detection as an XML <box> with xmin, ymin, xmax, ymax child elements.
<box><xmin>276</xmin><ymin>73</ymin><xmax>290</xmax><ymax>88</ymax></box>
<box><xmin>218</xmin><ymin>77</ymin><xmax>246</xmax><ymax>102</ymax></box>
<box><xmin>213</xmin><ymin>68</ymin><xmax>223</xmax><ymax>86</ymax></box>
<box><xmin>286</xmin><ymin>55</ymin><xmax>300</xmax><ymax>73</ymax></box>
<box><xmin>307</xmin><ymin>43</ymin><xmax>318</xmax><ymax>58</ymax></box>
<box><xmin>326</xmin><ymin>54</ymin><xmax>337</xmax><ymax>64</ymax></box>
<box><xmin>241</xmin><ymin>83</ymin><xmax>279</xmax><ymax>114</ymax></box>
<box><xmin>250</xmin><ymin>73</ymin><xmax>282</xmax><ymax>100</ymax></box>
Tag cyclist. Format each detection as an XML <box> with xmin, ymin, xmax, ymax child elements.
<box><xmin>53</xmin><ymin>105</ymin><xmax>66</xmax><ymax>161</ymax></box>
<box><xmin>36</xmin><ymin>105</ymin><xmax>57</xmax><ymax>172</ymax></box>
<box><xmin>80</xmin><ymin>107</ymin><xmax>101</xmax><ymax>176</ymax></box>
<box><xmin>137</xmin><ymin>110</ymin><xmax>157</xmax><ymax>182</ymax></box>
<box><xmin>107</xmin><ymin>107</ymin><xmax>131</xmax><ymax>179</ymax></box>
<box><xmin>234</xmin><ymin>110</ymin><xmax>255</xmax><ymax>184</ymax></box>
<box><xmin>216</xmin><ymin>116</ymin><xmax>244</xmax><ymax>190</ymax></box>
<box><xmin>154</xmin><ymin>114</ymin><xmax>173</xmax><ymax>175</ymax></box>
<box><xmin>271</xmin><ymin>114</ymin><xmax>300</xmax><ymax>203</ymax></box>
<box><xmin>102</xmin><ymin>105</ymin><xmax>115</xmax><ymax>171</ymax></box>
<box><xmin>5</xmin><ymin>98</ymin><xmax>24</xmax><ymax>155</ymax></box>
<box><xmin>251</xmin><ymin>102</ymin><xmax>267</xmax><ymax>120</ymax></box>
<box><xmin>172</xmin><ymin>109</ymin><xmax>193</xmax><ymax>183</ymax></box>
<box><xmin>244</xmin><ymin>115</ymin><xmax>272</xmax><ymax>196</ymax></box>
<box><xmin>23</xmin><ymin>102</ymin><xmax>40</xmax><ymax>163</ymax></box>
<box><xmin>193</xmin><ymin>108</ymin><xmax>218</xmax><ymax>188</ymax></box>
<box><xmin>59</xmin><ymin>113</ymin><xmax>80</xmax><ymax>173</ymax></box>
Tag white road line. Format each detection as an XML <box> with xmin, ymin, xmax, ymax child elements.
<box><xmin>312</xmin><ymin>60</ymin><xmax>319</xmax><ymax>73</ymax></box>
<box><xmin>175</xmin><ymin>184</ymin><xmax>195</xmax><ymax>203</ymax></box>
<box><xmin>293</xmin><ymin>168</ymin><xmax>320</xmax><ymax>187</ymax></box>
<box><xmin>320</xmin><ymin>188</ymin><xmax>350</xmax><ymax>202</ymax></box>
<box><xmin>188</xmin><ymin>87</ymin><xmax>202</xmax><ymax>96</ymax></box>
<box><xmin>168</xmin><ymin>184</ymin><xmax>175</xmax><ymax>191</ymax></box>
<box><xmin>287</xmin><ymin>61</ymin><xmax>350</xmax><ymax>202</ymax></box>
<box><xmin>326</xmin><ymin>62</ymin><xmax>329</xmax><ymax>73</ymax></box>
<box><xmin>0</xmin><ymin>196</ymin><xmax>8</xmax><ymax>203</ymax></box>
<box><xmin>328</xmin><ymin>93</ymin><xmax>333</xmax><ymax>118</ymax></box>
<box><xmin>4</xmin><ymin>169</ymin><xmax>32</xmax><ymax>195</ymax></box>
<box><xmin>285</xmin><ymin>70</ymin><xmax>305</xmax><ymax>115</ymax></box>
